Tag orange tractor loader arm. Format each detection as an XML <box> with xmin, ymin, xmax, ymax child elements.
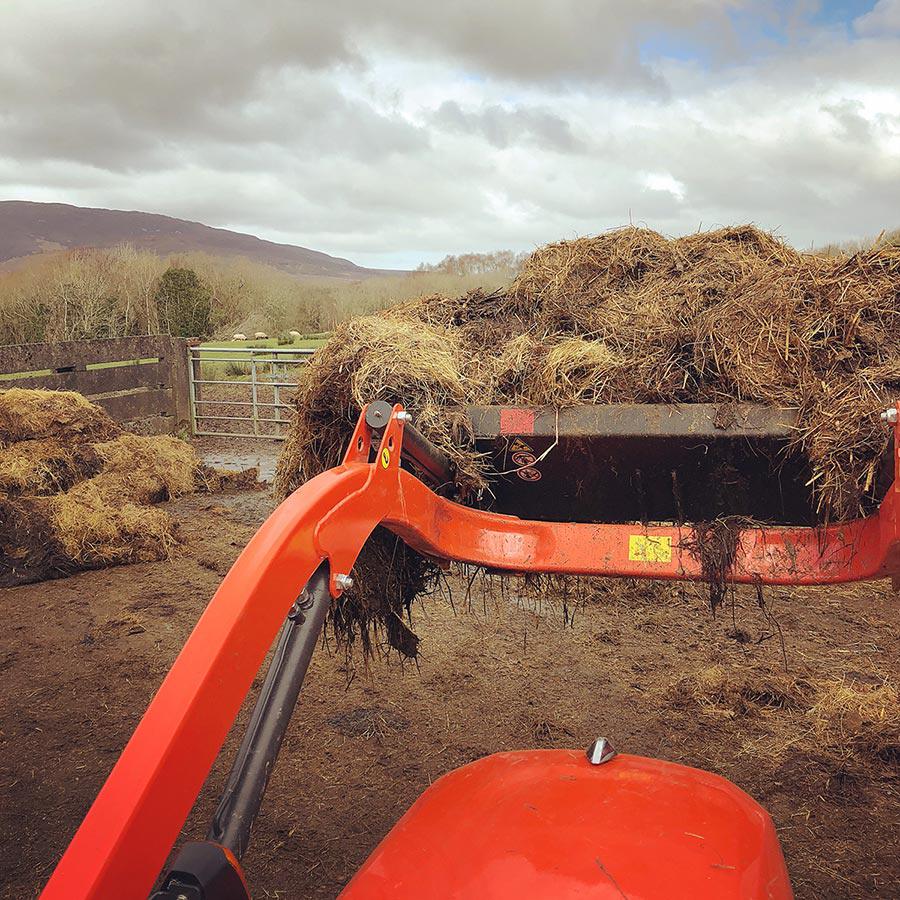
<box><xmin>41</xmin><ymin>402</ymin><xmax>899</xmax><ymax>899</ymax></box>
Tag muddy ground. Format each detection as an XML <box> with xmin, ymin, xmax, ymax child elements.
<box><xmin>1</xmin><ymin>479</ymin><xmax>898</xmax><ymax>899</ymax></box>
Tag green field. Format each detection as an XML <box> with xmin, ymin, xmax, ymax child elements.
<box><xmin>196</xmin><ymin>333</ymin><xmax>330</xmax><ymax>358</ymax></box>
<box><xmin>194</xmin><ymin>333</ymin><xmax>330</xmax><ymax>380</ymax></box>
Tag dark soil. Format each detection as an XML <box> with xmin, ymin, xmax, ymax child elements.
<box><xmin>0</xmin><ymin>485</ymin><xmax>898</xmax><ymax>899</ymax></box>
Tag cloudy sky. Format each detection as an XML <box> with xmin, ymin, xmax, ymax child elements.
<box><xmin>1</xmin><ymin>1</ymin><xmax>899</xmax><ymax>267</ymax></box>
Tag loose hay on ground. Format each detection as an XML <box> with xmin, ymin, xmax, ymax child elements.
<box><xmin>0</xmin><ymin>388</ymin><xmax>251</xmax><ymax>585</ymax></box>
<box><xmin>668</xmin><ymin>663</ymin><xmax>812</xmax><ymax>719</ymax></box>
<box><xmin>669</xmin><ymin>664</ymin><xmax>900</xmax><ymax>773</ymax></box>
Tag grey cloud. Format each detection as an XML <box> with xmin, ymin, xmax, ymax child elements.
<box><xmin>432</xmin><ymin>101</ymin><xmax>582</xmax><ymax>152</ymax></box>
<box><xmin>0</xmin><ymin>0</ymin><xmax>813</xmax><ymax>176</ymax></box>
<box><xmin>822</xmin><ymin>99</ymin><xmax>875</xmax><ymax>145</ymax></box>
<box><xmin>1</xmin><ymin>0</ymin><xmax>900</xmax><ymax>267</ymax></box>
<box><xmin>0</xmin><ymin>2</ymin><xmax>359</xmax><ymax>111</ymax></box>
<box><xmin>362</xmin><ymin>0</ymin><xmax>667</xmax><ymax>90</ymax></box>
<box><xmin>0</xmin><ymin>2</ymin><xmax>369</xmax><ymax>170</ymax></box>
<box><xmin>0</xmin><ymin>61</ymin><xmax>424</xmax><ymax>173</ymax></box>
<box><xmin>616</xmin><ymin>95</ymin><xmax>900</xmax><ymax>243</ymax></box>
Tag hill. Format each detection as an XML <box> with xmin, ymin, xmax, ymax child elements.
<box><xmin>0</xmin><ymin>201</ymin><xmax>387</xmax><ymax>279</ymax></box>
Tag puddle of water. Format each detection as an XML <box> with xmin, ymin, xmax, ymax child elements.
<box><xmin>201</xmin><ymin>449</ymin><xmax>278</xmax><ymax>482</ymax></box>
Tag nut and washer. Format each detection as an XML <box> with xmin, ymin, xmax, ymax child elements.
<box><xmin>880</xmin><ymin>408</ymin><xmax>898</xmax><ymax>424</ymax></box>
<box><xmin>334</xmin><ymin>573</ymin><xmax>354</xmax><ymax>591</ymax></box>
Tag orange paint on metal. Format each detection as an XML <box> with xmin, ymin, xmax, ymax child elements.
<box><xmin>340</xmin><ymin>750</ymin><xmax>794</xmax><ymax>900</ymax></box>
<box><xmin>381</xmin><ymin>468</ymin><xmax>899</xmax><ymax>586</ymax></box>
<box><xmin>41</xmin><ymin>403</ymin><xmax>898</xmax><ymax>899</ymax></box>
<box><xmin>500</xmin><ymin>407</ymin><xmax>535</xmax><ymax>435</ymax></box>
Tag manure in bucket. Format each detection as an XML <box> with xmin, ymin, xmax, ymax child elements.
<box><xmin>274</xmin><ymin>225</ymin><xmax>900</xmax><ymax>656</ymax></box>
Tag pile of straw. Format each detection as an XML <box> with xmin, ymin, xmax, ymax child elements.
<box><xmin>0</xmin><ymin>439</ymin><xmax>103</xmax><ymax>496</ymax></box>
<box><xmin>275</xmin><ymin>225</ymin><xmax>900</xmax><ymax>655</ymax></box>
<box><xmin>0</xmin><ymin>387</ymin><xmax>118</xmax><ymax>444</ymax></box>
<box><xmin>0</xmin><ymin>389</ymin><xmax>249</xmax><ymax>585</ymax></box>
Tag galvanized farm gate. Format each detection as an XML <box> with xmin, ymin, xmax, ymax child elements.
<box><xmin>188</xmin><ymin>345</ymin><xmax>315</xmax><ymax>438</ymax></box>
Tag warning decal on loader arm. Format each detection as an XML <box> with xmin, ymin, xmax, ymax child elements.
<box><xmin>628</xmin><ymin>535</ymin><xmax>672</xmax><ymax>563</ymax></box>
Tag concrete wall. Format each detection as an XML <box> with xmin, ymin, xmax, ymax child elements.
<box><xmin>0</xmin><ymin>335</ymin><xmax>192</xmax><ymax>433</ymax></box>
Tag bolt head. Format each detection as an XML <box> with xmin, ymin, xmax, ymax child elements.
<box><xmin>395</xmin><ymin>411</ymin><xmax>413</xmax><ymax>422</ymax></box>
<box><xmin>881</xmin><ymin>408</ymin><xmax>898</xmax><ymax>424</ymax></box>
<box><xmin>586</xmin><ymin>736</ymin><xmax>616</xmax><ymax>765</ymax></box>
<box><xmin>334</xmin><ymin>573</ymin><xmax>354</xmax><ymax>591</ymax></box>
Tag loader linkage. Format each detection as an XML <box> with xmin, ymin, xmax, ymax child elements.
<box><xmin>42</xmin><ymin>401</ymin><xmax>899</xmax><ymax>899</ymax></box>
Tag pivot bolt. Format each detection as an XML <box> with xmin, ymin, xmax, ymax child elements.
<box><xmin>880</xmin><ymin>408</ymin><xmax>898</xmax><ymax>424</ymax></box>
<box><xmin>586</xmin><ymin>736</ymin><xmax>616</xmax><ymax>766</ymax></box>
<box><xmin>395</xmin><ymin>411</ymin><xmax>413</xmax><ymax>423</ymax></box>
<box><xmin>334</xmin><ymin>573</ymin><xmax>354</xmax><ymax>591</ymax></box>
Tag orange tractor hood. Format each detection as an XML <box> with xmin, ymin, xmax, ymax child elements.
<box><xmin>341</xmin><ymin>749</ymin><xmax>793</xmax><ymax>900</ymax></box>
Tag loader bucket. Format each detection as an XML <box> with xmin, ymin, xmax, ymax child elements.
<box><xmin>468</xmin><ymin>403</ymin><xmax>891</xmax><ymax>526</ymax></box>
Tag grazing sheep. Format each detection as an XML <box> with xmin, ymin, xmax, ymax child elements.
<box><xmin>288</xmin><ymin>330</ymin><xmax>302</xmax><ymax>337</ymax></box>
<box><xmin>232</xmin><ymin>333</ymin><xmax>247</xmax><ymax>340</ymax></box>
<box><xmin>254</xmin><ymin>331</ymin><xmax>268</xmax><ymax>339</ymax></box>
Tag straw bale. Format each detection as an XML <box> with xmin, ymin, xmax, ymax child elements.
<box><xmin>0</xmin><ymin>495</ymin><xmax>72</xmax><ymax>584</ymax></box>
<box><xmin>48</xmin><ymin>474</ymin><xmax>176</xmax><ymax>566</ymax></box>
<box><xmin>94</xmin><ymin>434</ymin><xmax>203</xmax><ymax>502</ymax></box>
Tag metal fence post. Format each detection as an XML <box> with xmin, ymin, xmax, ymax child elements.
<box><xmin>187</xmin><ymin>346</ymin><xmax>199</xmax><ymax>436</ymax></box>
<box><xmin>250</xmin><ymin>353</ymin><xmax>259</xmax><ymax>436</ymax></box>
<box><xmin>170</xmin><ymin>338</ymin><xmax>193</xmax><ymax>432</ymax></box>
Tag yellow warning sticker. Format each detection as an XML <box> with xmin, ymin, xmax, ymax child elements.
<box><xmin>628</xmin><ymin>535</ymin><xmax>672</xmax><ymax>563</ymax></box>
<box><xmin>381</xmin><ymin>448</ymin><xmax>390</xmax><ymax>468</ymax></box>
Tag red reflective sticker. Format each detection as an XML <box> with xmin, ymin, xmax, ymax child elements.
<box><xmin>500</xmin><ymin>408</ymin><xmax>535</xmax><ymax>435</ymax></box>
